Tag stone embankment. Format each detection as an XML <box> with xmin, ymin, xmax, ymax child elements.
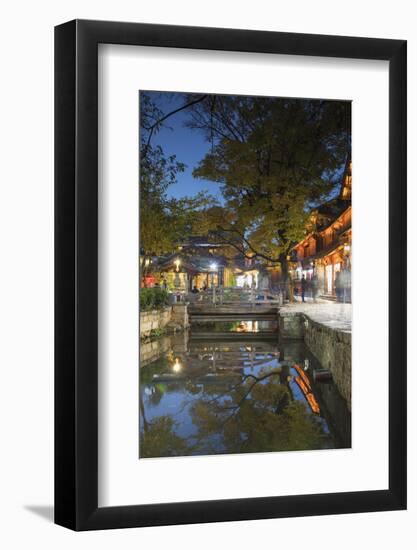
<box><xmin>279</xmin><ymin>303</ymin><xmax>351</xmax><ymax>410</ymax></box>
<box><xmin>140</xmin><ymin>303</ymin><xmax>189</xmax><ymax>339</ymax></box>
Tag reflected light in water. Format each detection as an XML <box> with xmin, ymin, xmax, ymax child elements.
<box><xmin>236</xmin><ymin>321</ymin><xmax>259</xmax><ymax>332</ymax></box>
<box><xmin>172</xmin><ymin>358</ymin><xmax>182</xmax><ymax>373</ymax></box>
<box><xmin>140</xmin><ymin>336</ymin><xmax>351</xmax><ymax>456</ymax></box>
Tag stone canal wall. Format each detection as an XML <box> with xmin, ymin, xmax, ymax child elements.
<box><xmin>304</xmin><ymin>318</ymin><xmax>351</xmax><ymax>410</ymax></box>
<box><xmin>140</xmin><ymin>334</ymin><xmax>172</xmax><ymax>366</ymax></box>
<box><xmin>278</xmin><ymin>312</ymin><xmax>305</xmax><ymax>339</ymax></box>
<box><xmin>170</xmin><ymin>303</ymin><xmax>189</xmax><ymax>331</ymax></box>
<box><xmin>140</xmin><ymin>303</ymin><xmax>190</xmax><ymax>339</ymax></box>
<box><xmin>140</xmin><ymin>307</ymin><xmax>172</xmax><ymax>339</ymax></box>
<box><xmin>279</xmin><ymin>311</ymin><xmax>351</xmax><ymax>409</ymax></box>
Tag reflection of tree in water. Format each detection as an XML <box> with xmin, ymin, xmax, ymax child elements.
<box><xmin>140</xmin><ymin>354</ymin><xmax>200</xmax><ymax>458</ymax></box>
<box><xmin>192</xmin><ymin>321</ymin><xmax>241</xmax><ymax>332</ymax></box>
<box><xmin>140</xmin><ymin>364</ymin><xmax>325</xmax><ymax>457</ymax></box>
<box><xmin>140</xmin><ymin>415</ymin><xmax>189</xmax><ymax>458</ymax></box>
<box><xmin>190</xmin><ymin>368</ymin><xmax>323</xmax><ymax>454</ymax></box>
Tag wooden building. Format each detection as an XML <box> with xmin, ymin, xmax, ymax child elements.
<box><xmin>141</xmin><ymin>236</ymin><xmax>261</xmax><ymax>292</ymax></box>
<box><xmin>291</xmin><ymin>159</ymin><xmax>352</xmax><ymax>300</ymax></box>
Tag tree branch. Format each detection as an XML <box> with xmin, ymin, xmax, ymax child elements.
<box><xmin>142</xmin><ymin>94</ymin><xmax>208</xmax><ymax>158</ymax></box>
<box><xmin>214</xmin><ymin>226</ymin><xmax>281</xmax><ymax>264</ymax></box>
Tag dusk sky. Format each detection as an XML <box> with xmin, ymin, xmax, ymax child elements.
<box><xmin>141</xmin><ymin>91</ymin><xmax>346</xmax><ymax>205</ymax></box>
<box><xmin>141</xmin><ymin>91</ymin><xmax>224</xmax><ymax>203</ymax></box>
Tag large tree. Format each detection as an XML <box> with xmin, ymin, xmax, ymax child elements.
<box><xmin>187</xmin><ymin>95</ymin><xmax>351</xmax><ymax>279</ymax></box>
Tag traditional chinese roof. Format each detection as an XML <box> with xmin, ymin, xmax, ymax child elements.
<box><xmin>154</xmin><ymin>252</ymin><xmax>228</xmax><ymax>273</ymax></box>
<box><xmin>316</xmin><ymin>197</ymin><xmax>350</xmax><ymax>219</ymax></box>
<box><xmin>340</xmin><ymin>157</ymin><xmax>352</xmax><ymax>200</ymax></box>
<box><xmin>179</xmin><ymin>235</ymin><xmax>224</xmax><ymax>248</ymax></box>
<box><xmin>308</xmin><ymin>158</ymin><xmax>352</xmax><ymax>231</ymax></box>
<box><xmin>298</xmin><ymin>242</ymin><xmax>343</xmax><ymax>266</ymax></box>
<box><xmin>292</xmin><ymin>159</ymin><xmax>352</xmax><ymax>258</ymax></box>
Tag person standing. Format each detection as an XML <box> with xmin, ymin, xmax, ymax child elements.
<box><xmin>339</xmin><ymin>269</ymin><xmax>347</xmax><ymax>303</ymax></box>
<box><xmin>301</xmin><ymin>275</ymin><xmax>307</xmax><ymax>303</ymax></box>
<box><xmin>311</xmin><ymin>274</ymin><xmax>319</xmax><ymax>302</ymax></box>
<box><xmin>335</xmin><ymin>270</ymin><xmax>341</xmax><ymax>302</ymax></box>
<box><xmin>345</xmin><ymin>269</ymin><xmax>352</xmax><ymax>303</ymax></box>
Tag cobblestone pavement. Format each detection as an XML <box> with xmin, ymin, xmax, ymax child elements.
<box><xmin>281</xmin><ymin>297</ymin><xmax>352</xmax><ymax>333</ymax></box>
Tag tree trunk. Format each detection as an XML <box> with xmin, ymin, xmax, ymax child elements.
<box><xmin>279</xmin><ymin>253</ymin><xmax>294</xmax><ymax>302</ymax></box>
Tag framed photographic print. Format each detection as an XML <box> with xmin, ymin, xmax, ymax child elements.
<box><xmin>55</xmin><ymin>20</ymin><xmax>407</xmax><ymax>530</ymax></box>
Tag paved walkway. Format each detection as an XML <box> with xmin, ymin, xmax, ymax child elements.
<box><xmin>280</xmin><ymin>297</ymin><xmax>352</xmax><ymax>333</ymax></box>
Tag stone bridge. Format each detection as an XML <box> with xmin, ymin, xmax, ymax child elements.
<box><xmin>188</xmin><ymin>303</ymin><xmax>279</xmax><ymax>322</ymax></box>
<box><xmin>185</xmin><ymin>287</ymin><xmax>282</xmax><ymax>322</ymax></box>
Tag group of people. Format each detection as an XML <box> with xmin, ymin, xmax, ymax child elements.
<box><xmin>299</xmin><ymin>274</ymin><xmax>320</xmax><ymax>303</ymax></box>
<box><xmin>299</xmin><ymin>269</ymin><xmax>351</xmax><ymax>303</ymax></box>
<box><xmin>151</xmin><ymin>270</ymin><xmax>351</xmax><ymax>303</ymax></box>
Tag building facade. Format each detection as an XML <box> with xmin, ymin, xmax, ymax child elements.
<box><xmin>291</xmin><ymin>160</ymin><xmax>352</xmax><ymax>301</ymax></box>
<box><xmin>141</xmin><ymin>236</ymin><xmax>262</xmax><ymax>292</ymax></box>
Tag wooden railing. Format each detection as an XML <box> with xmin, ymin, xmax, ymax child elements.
<box><xmin>181</xmin><ymin>286</ymin><xmax>284</xmax><ymax>306</ymax></box>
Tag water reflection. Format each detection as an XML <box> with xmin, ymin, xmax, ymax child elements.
<box><xmin>139</xmin><ymin>326</ymin><xmax>351</xmax><ymax>458</ymax></box>
<box><xmin>191</xmin><ymin>320</ymin><xmax>278</xmax><ymax>334</ymax></box>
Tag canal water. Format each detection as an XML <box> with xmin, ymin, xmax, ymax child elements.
<box><xmin>139</xmin><ymin>321</ymin><xmax>351</xmax><ymax>458</ymax></box>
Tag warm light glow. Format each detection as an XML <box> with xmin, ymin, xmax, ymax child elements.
<box><xmin>293</xmin><ymin>375</ymin><xmax>320</xmax><ymax>415</ymax></box>
<box><xmin>144</xmin><ymin>258</ymin><xmax>150</xmax><ymax>267</ymax></box>
<box><xmin>174</xmin><ymin>258</ymin><xmax>181</xmax><ymax>272</ymax></box>
<box><xmin>306</xmin><ymin>393</ymin><xmax>320</xmax><ymax>415</ymax></box>
<box><xmin>295</xmin><ymin>375</ymin><xmax>309</xmax><ymax>395</ymax></box>
<box><xmin>294</xmin><ymin>364</ymin><xmax>311</xmax><ymax>389</ymax></box>
<box><xmin>172</xmin><ymin>358</ymin><xmax>182</xmax><ymax>373</ymax></box>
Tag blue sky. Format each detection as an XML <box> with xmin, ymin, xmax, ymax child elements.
<box><xmin>140</xmin><ymin>91</ymin><xmax>348</xmax><ymax>206</ymax></box>
<box><xmin>141</xmin><ymin>91</ymin><xmax>223</xmax><ymax>202</ymax></box>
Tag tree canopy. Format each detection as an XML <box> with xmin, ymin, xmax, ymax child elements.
<box><xmin>188</xmin><ymin>95</ymin><xmax>351</xmax><ymax>272</ymax></box>
<box><xmin>140</xmin><ymin>92</ymin><xmax>351</xmax><ymax>278</ymax></box>
<box><xmin>139</xmin><ymin>359</ymin><xmax>328</xmax><ymax>457</ymax></box>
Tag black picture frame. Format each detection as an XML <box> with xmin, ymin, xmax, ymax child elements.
<box><xmin>55</xmin><ymin>19</ymin><xmax>407</xmax><ymax>531</ymax></box>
